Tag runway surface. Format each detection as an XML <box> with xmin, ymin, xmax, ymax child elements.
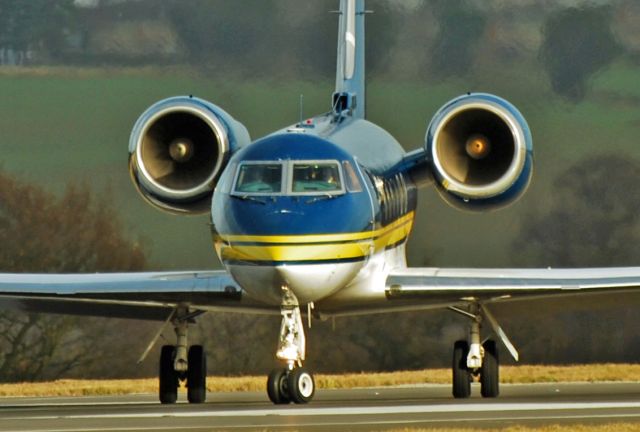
<box><xmin>2</xmin><ymin>382</ymin><xmax>640</xmax><ymax>431</ymax></box>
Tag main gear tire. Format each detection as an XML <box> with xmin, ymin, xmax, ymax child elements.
<box><xmin>452</xmin><ymin>340</ymin><xmax>471</xmax><ymax>399</ymax></box>
<box><xmin>159</xmin><ymin>345</ymin><xmax>179</xmax><ymax>404</ymax></box>
<box><xmin>480</xmin><ymin>340</ymin><xmax>499</xmax><ymax>398</ymax></box>
<box><xmin>187</xmin><ymin>345</ymin><xmax>207</xmax><ymax>404</ymax></box>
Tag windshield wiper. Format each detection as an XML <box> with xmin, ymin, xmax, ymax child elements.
<box><xmin>306</xmin><ymin>193</ymin><xmax>338</xmax><ymax>204</ymax></box>
<box><xmin>232</xmin><ymin>194</ymin><xmax>268</xmax><ymax>205</ymax></box>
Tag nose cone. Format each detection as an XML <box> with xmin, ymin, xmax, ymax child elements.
<box><xmin>227</xmin><ymin>261</ymin><xmax>364</xmax><ymax>305</ymax></box>
<box><xmin>276</xmin><ymin>262</ymin><xmax>364</xmax><ymax>303</ymax></box>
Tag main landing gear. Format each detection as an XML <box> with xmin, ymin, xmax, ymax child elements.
<box><xmin>155</xmin><ymin>308</ymin><xmax>207</xmax><ymax>404</ymax></box>
<box><xmin>267</xmin><ymin>289</ymin><xmax>316</xmax><ymax>404</ymax></box>
<box><xmin>449</xmin><ymin>303</ymin><xmax>519</xmax><ymax>399</ymax></box>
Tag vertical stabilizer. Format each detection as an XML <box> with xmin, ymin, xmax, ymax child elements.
<box><xmin>334</xmin><ymin>0</ymin><xmax>366</xmax><ymax>119</ymax></box>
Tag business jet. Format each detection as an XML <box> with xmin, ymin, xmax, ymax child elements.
<box><xmin>1</xmin><ymin>0</ymin><xmax>639</xmax><ymax>405</ymax></box>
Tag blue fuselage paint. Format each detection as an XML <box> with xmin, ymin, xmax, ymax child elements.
<box><xmin>211</xmin><ymin>115</ymin><xmax>416</xmax><ymax>240</ymax></box>
<box><xmin>209</xmin><ymin>114</ymin><xmax>418</xmax><ymax>303</ymax></box>
<box><xmin>213</xmin><ymin>134</ymin><xmax>374</xmax><ymax>237</ymax></box>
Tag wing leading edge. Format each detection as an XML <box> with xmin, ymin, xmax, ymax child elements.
<box><xmin>0</xmin><ymin>271</ymin><xmax>273</xmax><ymax>321</ymax></box>
<box><xmin>386</xmin><ymin>267</ymin><xmax>640</xmax><ymax>305</ymax></box>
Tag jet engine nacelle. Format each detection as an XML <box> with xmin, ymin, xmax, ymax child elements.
<box><xmin>425</xmin><ymin>93</ymin><xmax>533</xmax><ymax>211</ymax></box>
<box><xmin>129</xmin><ymin>96</ymin><xmax>250</xmax><ymax>214</ymax></box>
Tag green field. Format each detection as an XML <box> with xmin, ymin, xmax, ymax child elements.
<box><xmin>1</xmin><ymin>63</ymin><xmax>639</xmax><ymax>269</ymax></box>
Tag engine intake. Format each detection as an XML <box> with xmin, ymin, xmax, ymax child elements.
<box><xmin>426</xmin><ymin>93</ymin><xmax>533</xmax><ymax>211</ymax></box>
<box><xmin>129</xmin><ymin>96</ymin><xmax>250</xmax><ymax>214</ymax></box>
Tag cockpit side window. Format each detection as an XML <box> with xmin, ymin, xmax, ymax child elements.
<box><xmin>342</xmin><ymin>161</ymin><xmax>363</xmax><ymax>193</ymax></box>
<box><xmin>291</xmin><ymin>162</ymin><xmax>343</xmax><ymax>194</ymax></box>
<box><xmin>218</xmin><ymin>162</ymin><xmax>237</xmax><ymax>194</ymax></box>
<box><xmin>233</xmin><ymin>162</ymin><xmax>283</xmax><ymax>195</ymax></box>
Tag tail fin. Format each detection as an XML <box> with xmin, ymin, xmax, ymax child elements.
<box><xmin>334</xmin><ymin>0</ymin><xmax>366</xmax><ymax>119</ymax></box>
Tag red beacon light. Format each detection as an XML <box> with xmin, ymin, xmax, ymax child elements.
<box><xmin>299</xmin><ymin>118</ymin><xmax>315</xmax><ymax>128</ymax></box>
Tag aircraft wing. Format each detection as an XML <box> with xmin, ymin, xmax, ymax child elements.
<box><xmin>386</xmin><ymin>267</ymin><xmax>640</xmax><ymax>305</ymax></box>
<box><xmin>0</xmin><ymin>271</ymin><xmax>272</xmax><ymax>321</ymax></box>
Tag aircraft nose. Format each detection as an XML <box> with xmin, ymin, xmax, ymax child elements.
<box><xmin>219</xmin><ymin>230</ymin><xmax>369</xmax><ymax>304</ymax></box>
<box><xmin>274</xmin><ymin>263</ymin><xmax>362</xmax><ymax>304</ymax></box>
<box><xmin>223</xmin><ymin>259</ymin><xmax>364</xmax><ymax>305</ymax></box>
<box><xmin>212</xmin><ymin>161</ymin><xmax>376</xmax><ymax>304</ymax></box>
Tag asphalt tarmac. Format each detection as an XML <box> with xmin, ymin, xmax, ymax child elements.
<box><xmin>1</xmin><ymin>382</ymin><xmax>640</xmax><ymax>431</ymax></box>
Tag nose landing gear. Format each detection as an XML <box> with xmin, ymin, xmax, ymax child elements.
<box><xmin>267</xmin><ymin>289</ymin><xmax>316</xmax><ymax>404</ymax></box>
<box><xmin>267</xmin><ymin>365</ymin><xmax>315</xmax><ymax>405</ymax></box>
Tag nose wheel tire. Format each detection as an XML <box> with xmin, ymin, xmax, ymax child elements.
<box><xmin>267</xmin><ymin>368</ymin><xmax>291</xmax><ymax>404</ymax></box>
<box><xmin>159</xmin><ymin>345</ymin><xmax>179</xmax><ymax>404</ymax></box>
<box><xmin>267</xmin><ymin>367</ymin><xmax>315</xmax><ymax>404</ymax></box>
<box><xmin>187</xmin><ymin>345</ymin><xmax>207</xmax><ymax>404</ymax></box>
<box><xmin>452</xmin><ymin>340</ymin><xmax>471</xmax><ymax>399</ymax></box>
<box><xmin>480</xmin><ymin>340</ymin><xmax>499</xmax><ymax>398</ymax></box>
<box><xmin>287</xmin><ymin>367</ymin><xmax>315</xmax><ymax>404</ymax></box>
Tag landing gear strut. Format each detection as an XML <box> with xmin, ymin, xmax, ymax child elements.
<box><xmin>449</xmin><ymin>303</ymin><xmax>517</xmax><ymax>399</ymax></box>
<box><xmin>267</xmin><ymin>289</ymin><xmax>315</xmax><ymax>404</ymax></box>
<box><xmin>156</xmin><ymin>307</ymin><xmax>207</xmax><ymax>404</ymax></box>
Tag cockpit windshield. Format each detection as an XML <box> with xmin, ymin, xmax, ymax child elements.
<box><xmin>234</xmin><ymin>163</ymin><xmax>283</xmax><ymax>194</ymax></box>
<box><xmin>292</xmin><ymin>163</ymin><xmax>342</xmax><ymax>193</ymax></box>
<box><xmin>232</xmin><ymin>160</ymin><xmax>350</xmax><ymax>196</ymax></box>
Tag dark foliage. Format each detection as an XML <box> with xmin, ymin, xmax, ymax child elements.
<box><xmin>540</xmin><ymin>6</ymin><xmax>621</xmax><ymax>102</ymax></box>
<box><xmin>0</xmin><ymin>172</ymin><xmax>147</xmax><ymax>381</ymax></box>
<box><xmin>428</xmin><ymin>0</ymin><xmax>487</xmax><ymax>78</ymax></box>
<box><xmin>166</xmin><ymin>0</ymin><xmax>397</xmax><ymax>78</ymax></box>
<box><xmin>512</xmin><ymin>155</ymin><xmax>640</xmax><ymax>267</ymax></box>
<box><xmin>0</xmin><ymin>0</ymin><xmax>75</xmax><ymax>64</ymax></box>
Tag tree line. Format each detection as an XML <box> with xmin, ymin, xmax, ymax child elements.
<box><xmin>0</xmin><ymin>0</ymin><xmax>637</xmax><ymax>101</ymax></box>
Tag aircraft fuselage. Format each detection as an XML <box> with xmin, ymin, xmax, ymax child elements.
<box><xmin>211</xmin><ymin>114</ymin><xmax>417</xmax><ymax>305</ymax></box>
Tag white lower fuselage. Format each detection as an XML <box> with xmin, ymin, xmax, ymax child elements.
<box><xmin>224</xmin><ymin>242</ymin><xmax>409</xmax><ymax>310</ymax></box>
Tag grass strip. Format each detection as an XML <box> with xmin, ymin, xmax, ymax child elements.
<box><xmin>382</xmin><ymin>425</ymin><xmax>640</xmax><ymax>432</ymax></box>
<box><xmin>1</xmin><ymin>363</ymin><xmax>639</xmax><ymax>397</ymax></box>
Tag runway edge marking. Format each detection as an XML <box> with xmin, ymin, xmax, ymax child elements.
<box><xmin>5</xmin><ymin>400</ymin><xmax>640</xmax><ymax>420</ymax></box>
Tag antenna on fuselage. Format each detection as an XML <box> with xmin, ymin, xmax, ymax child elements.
<box><xmin>332</xmin><ymin>0</ymin><xmax>368</xmax><ymax>119</ymax></box>
<box><xmin>298</xmin><ymin>94</ymin><xmax>304</xmax><ymax>125</ymax></box>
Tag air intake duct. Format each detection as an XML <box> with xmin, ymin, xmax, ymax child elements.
<box><xmin>128</xmin><ymin>96</ymin><xmax>250</xmax><ymax>214</ymax></box>
<box><xmin>425</xmin><ymin>93</ymin><xmax>533</xmax><ymax>211</ymax></box>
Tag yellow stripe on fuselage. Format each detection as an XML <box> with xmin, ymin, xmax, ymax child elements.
<box><xmin>374</xmin><ymin>213</ymin><xmax>414</xmax><ymax>250</ymax></box>
<box><xmin>215</xmin><ymin>211</ymin><xmax>415</xmax><ymax>263</ymax></box>
<box><xmin>217</xmin><ymin>212</ymin><xmax>415</xmax><ymax>244</ymax></box>
<box><xmin>220</xmin><ymin>241</ymin><xmax>373</xmax><ymax>262</ymax></box>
